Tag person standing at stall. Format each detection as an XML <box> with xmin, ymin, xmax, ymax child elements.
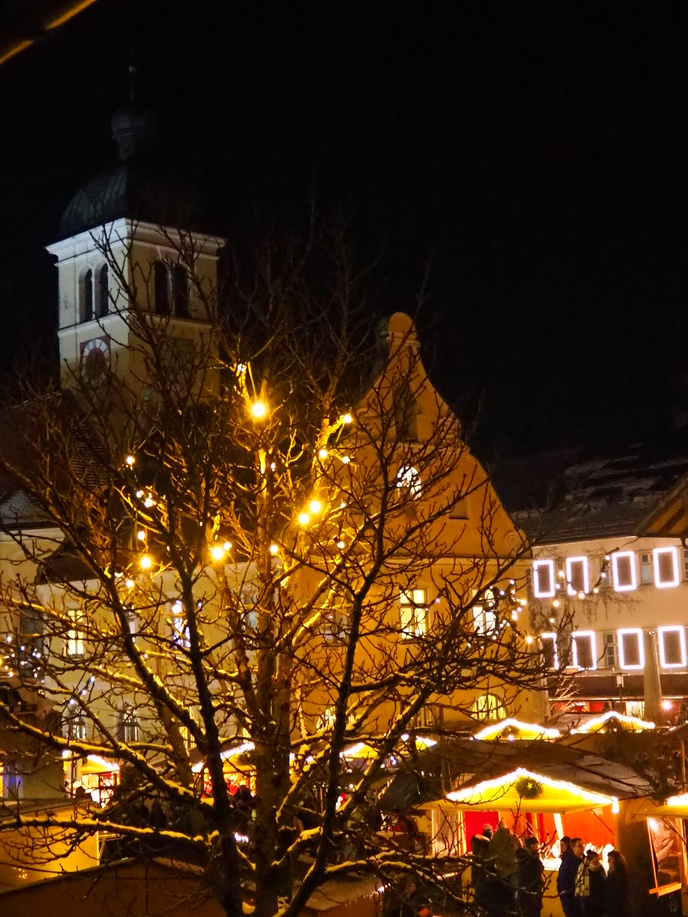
<box><xmin>516</xmin><ymin>837</ymin><xmax>544</xmax><ymax>917</ymax></box>
<box><xmin>559</xmin><ymin>837</ymin><xmax>584</xmax><ymax>917</ymax></box>
<box><xmin>605</xmin><ymin>850</ymin><xmax>629</xmax><ymax>917</ymax></box>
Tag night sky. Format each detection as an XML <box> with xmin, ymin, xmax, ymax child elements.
<box><xmin>0</xmin><ymin>1</ymin><xmax>687</xmax><ymax>457</ymax></box>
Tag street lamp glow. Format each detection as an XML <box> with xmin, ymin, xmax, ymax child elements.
<box><xmin>210</xmin><ymin>544</ymin><xmax>226</xmax><ymax>562</ymax></box>
<box><xmin>250</xmin><ymin>401</ymin><xmax>268</xmax><ymax>420</ymax></box>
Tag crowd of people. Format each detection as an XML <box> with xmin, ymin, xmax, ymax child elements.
<box><xmin>557</xmin><ymin>836</ymin><xmax>629</xmax><ymax>917</ymax></box>
<box><xmin>471</xmin><ymin>822</ymin><xmax>630</xmax><ymax>917</ymax></box>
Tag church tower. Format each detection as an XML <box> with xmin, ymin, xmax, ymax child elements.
<box><xmin>46</xmin><ymin>97</ymin><xmax>225</xmax><ymax>395</ymax></box>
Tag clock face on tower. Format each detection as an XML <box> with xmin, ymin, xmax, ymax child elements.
<box><xmin>80</xmin><ymin>336</ymin><xmax>110</xmax><ymax>384</ymax></box>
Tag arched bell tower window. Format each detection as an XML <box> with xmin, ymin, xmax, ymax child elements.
<box><xmin>172</xmin><ymin>265</ymin><xmax>189</xmax><ymax>318</ymax></box>
<box><xmin>79</xmin><ymin>269</ymin><xmax>93</xmax><ymax>323</ymax></box>
<box><xmin>154</xmin><ymin>260</ymin><xmax>190</xmax><ymax>318</ymax></box>
<box><xmin>95</xmin><ymin>264</ymin><xmax>109</xmax><ymax>318</ymax></box>
<box><xmin>154</xmin><ymin>260</ymin><xmax>170</xmax><ymax>315</ymax></box>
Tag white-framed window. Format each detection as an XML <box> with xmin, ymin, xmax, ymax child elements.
<box><xmin>603</xmin><ymin>632</ymin><xmax>618</xmax><ymax>668</ymax></box>
<box><xmin>318</xmin><ymin>705</ymin><xmax>336</xmax><ymax>731</ymax></box>
<box><xmin>66</xmin><ymin>609</ymin><xmax>85</xmax><ymax>656</ymax></box>
<box><xmin>654</xmin><ymin>547</ymin><xmax>680</xmax><ymax>588</ymax></box>
<box><xmin>64</xmin><ymin>711</ymin><xmax>87</xmax><ymax>741</ymax></box>
<box><xmin>618</xmin><ymin>628</ymin><xmax>644</xmax><ymax>670</ymax></box>
<box><xmin>640</xmin><ymin>552</ymin><xmax>654</xmax><ymax>585</ymax></box>
<box><xmin>120</xmin><ymin>705</ymin><xmax>140</xmax><ymax>743</ymax></box>
<box><xmin>571</xmin><ymin>631</ymin><xmax>597</xmax><ymax>670</ymax></box>
<box><xmin>396</xmin><ymin>465</ymin><xmax>422</xmax><ymax>498</ymax></box>
<box><xmin>471</xmin><ymin>693</ymin><xmax>506</xmax><ymax>722</ymax></box>
<box><xmin>658</xmin><ymin>626</ymin><xmax>687</xmax><ymax>669</ymax></box>
<box><xmin>172</xmin><ymin>600</ymin><xmax>190</xmax><ymax>649</ymax></box>
<box><xmin>473</xmin><ymin>604</ymin><xmax>497</xmax><ymax>636</ymax></box>
<box><xmin>532</xmin><ymin>560</ymin><xmax>556</xmax><ymax>598</ymax></box>
<box><xmin>540</xmin><ymin>632</ymin><xmax>558</xmax><ymax>669</ymax></box>
<box><xmin>400</xmin><ymin>589</ymin><xmax>427</xmax><ymax>639</ymax></box>
<box><xmin>612</xmin><ymin>551</ymin><xmax>637</xmax><ymax>592</ymax></box>
<box><xmin>566</xmin><ymin>556</ymin><xmax>589</xmax><ymax>596</ymax></box>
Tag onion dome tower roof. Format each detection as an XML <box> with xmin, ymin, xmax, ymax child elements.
<box><xmin>59</xmin><ymin>103</ymin><xmax>203</xmax><ymax>239</ymax></box>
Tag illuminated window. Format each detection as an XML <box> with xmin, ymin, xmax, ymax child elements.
<box><xmin>472</xmin><ymin>693</ymin><xmax>506</xmax><ymax>722</ymax></box>
<box><xmin>658</xmin><ymin>626</ymin><xmax>686</xmax><ymax>669</ymax></box>
<box><xmin>79</xmin><ymin>268</ymin><xmax>93</xmax><ymax>323</ymax></box>
<box><xmin>603</xmin><ymin>633</ymin><xmax>618</xmax><ymax>668</ymax></box>
<box><xmin>540</xmin><ymin>632</ymin><xmax>558</xmax><ymax>669</ymax></box>
<box><xmin>95</xmin><ymin>264</ymin><xmax>109</xmax><ymax>318</ymax></box>
<box><xmin>66</xmin><ymin>609</ymin><xmax>85</xmax><ymax>656</ymax></box>
<box><xmin>640</xmin><ymin>553</ymin><xmax>653</xmax><ymax>585</ymax></box>
<box><xmin>318</xmin><ymin>705</ymin><xmax>336</xmax><ymax>731</ymax></box>
<box><xmin>566</xmin><ymin>556</ymin><xmax>589</xmax><ymax>596</ymax></box>
<box><xmin>396</xmin><ymin>465</ymin><xmax>422</xmax><ymax>498</ymax></box>
<box><xmin>618</xmin><ymin>629</ymin><xmax>644</xmax><ymax>670</ymax></box>
<box><xmin>533</xmin><ymin>560</ymin><xmax>555</xmax><ymax>598</ymax></box>
<box><xmin>571</xmin><ymin>631</ymin><xmax>597</xmax><ymax>670</ymax></box>
<box><xmin>400</xmin><ymin>589</ymin><xmax>427</xmax><ymax>639</ymax></box>
<box><xmin>612</xmin><ymin>552</ymin><xmax>637</xmax><ymax>592</ymax></box>
<box><xmin>654</xmin><ymin>547</ymin><xmax>680</xmax><ymax>588</ymax></box>
<box><xmin>473</xmin><ymin>604</ymin><xmax>497</xmax><ymax>636</ymax></box>
<box><xmin>172</xmin><ymin>601</ymin><xmax>190</xmax><ymax>649</ymax></box>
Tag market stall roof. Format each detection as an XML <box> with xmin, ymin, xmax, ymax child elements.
<box><xmin>633</xmin><ymin>792</ymin><xmax>688</xmax><ymax>818</ymax></box>
<box><xmin>474</xmin><ymin>719</ymin><xmax>561</xmax><ymax>741</ymax></box>
<box><xmin>570</xmin><ymin>711</ymin><xmax>656</xmax><ymax>734</ymax></box>
<box><xmin>441</xmin><ymin>767</ymin><xmax>616</xmax><ymax>813</ymax></box>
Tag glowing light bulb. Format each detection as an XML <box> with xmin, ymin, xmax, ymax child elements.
<box><xmin>223</xmin><ymin>541</ymin><xmax>232</xmax><ymax>551</ymax></box>
<box><xmin>526</xmin><ymin>635</ymin><xmax>534</xmax><ymax>645</ymax></box>
<box><xmin>125</xmin><ymin>455</ymin><xmax>135</xmax><ymax>466</ymax></box>
<box><xmin>250</xmin><ymin>401</ymin><xmax>268</xmax><ymax>420</ymax></box>
<box><xmin>139</xmin><ymin>555</ymin><xmax>152</xmax><ymax>571</ymax></box>
<box><xmin>318</xmin><ymin>448</ymin><xmax>328</xmax><ymax>459</ymax></box>
<box><xmin>298</xmin><ymin>512</ymin><xmax>310</xmax><ymax>526</ymax></box>
<box><xmin>210</xmin><ymin>544</ymin><xmax>226</xmax><ymax>562</ymax></box>
<box><xmin>269</xmin><ymin>544</ymin><xmax>279</xmax><ymax>555</ymax></box>
<box><xmin>125</xmin><ymin>579</ymin><xmax>135</xmax><ymax>589</ymax></box>
<box><xmin>137</xmin><ymin>530</ymin><xmax>146</xmax><ymax>541</ymax></box>
<box><xmin>342</xmin><ymin>413</ymin><xmax>353</xmax><ymax>424</ymax></box>
<box><xmin>336</xmin><ymin>540</ymin><xmax>346</xmax><ymax>549</ymax></box>
<box><xmin>144</xmin><ymin>496</ymin><xmax>155</xmax><ymax>508</ymax></box>
<box><xmin>341</xmin><ymin>455</ymin><xmax>351</xmax><ymax>465</ymax></box>
<box><xmin>309</xmin><ymin>499</ymin><xmax>323</xmax><ymax>515</ymax></box>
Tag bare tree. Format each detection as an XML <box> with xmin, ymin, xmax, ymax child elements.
<box><xmin>0</xmin><ymin>223</ymin><xmax>547</xmax><ymax>916</ymax></box>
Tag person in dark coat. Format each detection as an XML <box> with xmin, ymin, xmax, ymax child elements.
<box><xmin>580</xmin><ymin>850</ymin><xmax>606</xmax><ymax>917</ymax></box>
<box><xmin>605</xmin><ymin>850</ymin><xmax>630</xmax><ymax>917</ymax></box>
<box><xmin>516</xmin><ymin>837</ymin><xmax>544</xmax><ymax>917</ymax></box>
<box><xmin>471</xmin><ymin>831</ymin><xmax>493</xmax><ymax>911</ymax></box>
<box><xmin>558</xmin><ymin>837</ymin><xmax>584</xmax><ymax>917</ymax></box>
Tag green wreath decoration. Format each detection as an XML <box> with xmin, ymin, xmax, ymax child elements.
<box><xmin>515</xmin><ymin>775</ymin><xmax>543</xmax><ymax>799</ymax></box>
